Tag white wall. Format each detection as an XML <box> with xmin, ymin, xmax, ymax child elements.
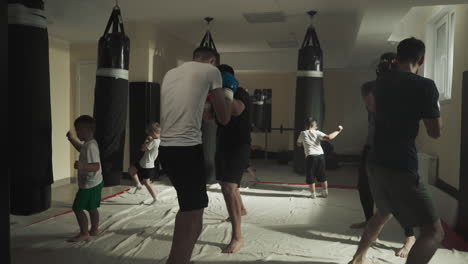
<box><xmin>222</xmin><ymin>50</ymin><xmax>297</xmax><ymax>72</ymax></box>
<box><xmin>49</xmin><ymin>37</ymin><xmax>72</xmax><ymax>183</ymax></box>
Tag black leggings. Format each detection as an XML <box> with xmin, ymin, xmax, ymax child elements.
<box><xmin>358</xmin><ymin>145</ymin><xmax>414</xmax><ymax>237</ymax></box>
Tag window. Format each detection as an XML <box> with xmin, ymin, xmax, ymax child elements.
<box><xmin>425</xmin><ymin>7</ymin><xmax>455</xmax><ymax>101</ymax></box>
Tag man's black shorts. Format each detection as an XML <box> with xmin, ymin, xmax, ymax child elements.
<box><xmin>159</xmin><ymin>144</ymin><xmax>208</xmax><ymax>211</ymax></box>
<box><xmin>216</xmin><ymin>144</ymin><xmax>251</xmax><ymax>186</ymax></box>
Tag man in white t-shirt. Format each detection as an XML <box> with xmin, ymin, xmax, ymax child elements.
<box><xmin>297</xmin><ymin>118</ymin><xmax>343</xmax><ymax>198</ymax></box>
<box><xmin>158</xmin><ymin>47</ymin><xmax>234</xmax><ymax>264</ymax></box>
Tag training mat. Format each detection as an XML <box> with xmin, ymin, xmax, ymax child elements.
<box><xmin>11</xmin><ymin>179</ymin><xmax>468</xmax><ymax>264</ymax></box>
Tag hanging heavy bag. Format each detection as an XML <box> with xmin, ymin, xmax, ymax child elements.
<box><xmin>293</xmin><ymin>15</ymin><xmax>325</xmax><ymax>174</ymax></box>
<box><xmin>93</xmin><ymin>6</ymin><xmax>130</xmax><ymax>187</ymax></box>
<box><xmin>8</xmin><ymin>0</ymin><xmax>53</xmax><ymax>215</ymax></box>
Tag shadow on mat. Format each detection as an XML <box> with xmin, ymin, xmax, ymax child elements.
<box><xmin>264</xmin><ymin>224</ymin><xmax>400</xmax><ymax>253</ymax></box>
<box><xmin>208</xmin><ymin>187</ymin><xmax>309</xmax><ymax>199</ymax></box>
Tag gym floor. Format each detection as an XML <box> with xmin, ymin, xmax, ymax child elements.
<box><xmin>10</xmin><ymin>161</ymin><xmax>468</xmax><ymax>263</ymax></box>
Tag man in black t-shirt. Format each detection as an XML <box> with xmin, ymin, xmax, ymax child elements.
<box><xmin>205</xmin><ymin>64</ymin><xmax>251</xmax><ymax>254</ymax></box>
<box><xmin>349</xmin><ymin>38</ymin><xmax>444</xmax><ymax>264</ymax></box>
<box><xmin>351</xmin><ymin>53</ymin><xmax>416</xmax><ymax>258</ymax></box>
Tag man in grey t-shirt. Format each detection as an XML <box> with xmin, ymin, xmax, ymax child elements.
<box><xmin>159</xmin><ymin>47</ymin><xmax>234</xmax><ymax>264</ymax></box>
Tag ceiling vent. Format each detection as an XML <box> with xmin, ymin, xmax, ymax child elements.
<box><xmin>267</xmin><ymin>40</ymin><xmax>298</xmax><ymax>48</ymax></box>
<box><xmin>243</xmin><ymin>12</ymin><xmax>286</xmax><ymax>23</ymax></box>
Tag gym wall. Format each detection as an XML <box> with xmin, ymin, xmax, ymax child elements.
<box><xmin>236</xmin><ymin>72</ymin><xmax>296</xmax><ymax>153</ymax></box>
<box><xmin>322</xmin><ymin>69</ymin><xmax>374</xmax><ymax>154</ymax></box>
<box><xmin>152</xmin><ymin>27</ymin><xmax>195</xmax><ymax>83</ymax></box>
<box><xmin>48</xmin><ymin>37</ymin><xmax>72</xmax><ymax>185</ymax></box>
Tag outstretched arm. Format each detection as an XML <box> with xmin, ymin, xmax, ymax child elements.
<box><xmin>323</xmin><ymin>126</ymin><xmax>343</xmax><ymax>140</ymax></box>
<box><xmin>67</xmin><ymin>131</ymin><xmax>82</xmax><ymax>152</ymax></box>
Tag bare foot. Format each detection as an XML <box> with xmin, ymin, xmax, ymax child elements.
<box><xmin>396</xmin><ymin>236</ymin><xmax>416</xmax><ymax>258</ymax></box>
<box><xmin>350</xmin><ymin>221</ymin><xmax>367</xmax><ymax>229</ymax></box>
<box><xmin>89</xmin><ymin>229</ymin><xmax>99</xmax><ymax>236</ymax></box>
<box><xmin>222</xmin><ymin>238</ymin><xmax>244</xmax><ymax>254</ymax></box>
<box><xmin>225</xmin><ymin>209</ymin><xmax>247</xmax><ymax>221</ymax></box>
<box><xmin>66</xmin><ymin>233</ymin><xmax>90</xmax><ymax>242</ymax></box>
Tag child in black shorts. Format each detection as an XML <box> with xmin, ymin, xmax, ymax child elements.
<box><xmin>128</xmin><ymin>123</ymin><xmax>160</xmax><ymax>205</ymax></box>
<box><xmin>297</xmin><ymin>118</ymin><xmax>343</xmax><ymax>198</ymax></box>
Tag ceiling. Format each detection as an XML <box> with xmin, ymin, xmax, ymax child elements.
<box><xmin>43</xmin><ymin>0</ymin><xmax>468</xmax><ymax>69</ymax></box>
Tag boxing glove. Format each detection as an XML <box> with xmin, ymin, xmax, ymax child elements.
<box><xmin>221</xmin><ymin>72</ymin><xmax>238</xmax><ymax>101</ymax></box>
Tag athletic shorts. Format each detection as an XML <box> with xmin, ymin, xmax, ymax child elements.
<box><xmin>368</xmin><ymin>163</ymin><xmax>439</xmax><ymax>228</ymax></box>
<box><xmin>134</xmin><ymin>162</ymin><xmax>156</xmax><ymax>180</ymax></box>
<box><xmin>159</xmin><ymin>145</ymin><xmax>208</xmax><ymax>212</ymax></box>
<box><xmin>215</xmin><ymin>144</ymin><xmax>251</xmax><ymax>186</ymax></box>
<box><xmin>305</xmin><ymin>155</ymin><xmax>326</xmax><ymax>184</ymax></box>
<box><xmin>72</xmin><ymin>182</ymin><xmax>103</xmax><ymax>211</ymax></box>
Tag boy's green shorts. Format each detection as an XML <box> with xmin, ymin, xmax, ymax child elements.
<box><xmin>72</xmin><ymin>182</ymin><xmax>103</xmax><ymax>211</ymax></box>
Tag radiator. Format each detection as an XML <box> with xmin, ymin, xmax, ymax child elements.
<box><xmin>417</xmin><ymin>152</ymin><xmax>438</xmax><ymax>185</ymax></box>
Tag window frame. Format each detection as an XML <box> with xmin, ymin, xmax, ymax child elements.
<box><xmin>425</xmin><ymin>7</ymin><xmax>456</xmax><ymax>102</ymax></box>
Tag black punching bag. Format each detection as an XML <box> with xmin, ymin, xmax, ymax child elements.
<box><xmin>293</xmin><ymin>11</ymin><xmax>325</xmax><ymax>174</ymax></box>
<box><xmin>200</xmin><ymin>17</ymin><xmax>219</xmax><ymax>183</ymax></box>
<box><xmin>93</xmin><ymin>6</ymin><xmax>130</xmax><ymax>187</ymax></box>
<box><xmin>252</xmin><ymin>90</ymin><xmax>265</xmax><ymax>131</ymax></box>
<box><xmin>8</xmin><ymin>0</ymin><xmax>53</xmax><ymax>215</ymax></box>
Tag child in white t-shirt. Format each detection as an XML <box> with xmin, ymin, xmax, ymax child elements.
<box><xmin>297</xmin><ymin>118</ymin><xmax>343</xmax><ymax>198</ymax></box>
<box><xmin>66</xmin><ymin>115</ymin><xmax>103</xmax><ymax>242</ymax></box>
<box><xmin>128</xmin><ymin>123</ymin><xmax>160</xmax><ymax>205</ymax></box>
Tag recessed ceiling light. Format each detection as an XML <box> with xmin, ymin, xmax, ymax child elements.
<box><xmin>243</xmin><ymin>12</ymin><xmax>286</xmax><ymax>24</ymax></box>
<box><xmin>267</xmin><ymin>40</ymin><xmax>298</xmax><ymax>48</ymax></box>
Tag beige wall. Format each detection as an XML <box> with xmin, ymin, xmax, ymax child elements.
<box><xmin>236</xmin><ymin>69</ymin><xmax>374</xmax><ymax>154</ymax></box>
<box><xmin>398</xmin><ymin>5</ymin><xmax>468</xmax><ymax>189</ymax></box>
<box><xmin>69</xmin><ymin>42</ymin><xmax>98</xmax><ymax>177</ymax></box>
<box><xmin>323</xmin><ymin>69</ymin><xmax>375</xmax><ymax>154</ymax></box>
<box><xmin>152</xmin><ymin>27</ymin><xmax>195</xmax><ymax>83</ymax></box>
<box><xmin>49</xmin><ymin>37</ymin><xmax>72</xmax><ymax>183</ymax></box>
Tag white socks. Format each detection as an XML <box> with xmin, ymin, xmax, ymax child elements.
<box><xmin>133</xmin><ymin>183</ymin><xmax>143</xmax><ymax>194</ymax></box>
<box><xmin>310</xmin><ymin>189</ymin><xmax>328</xmax><ymax>199</ymax></box>
<box><xmin>322</xmin><ymin>189</ymin><xmax>328</xmax><ymax>198</ymax></box>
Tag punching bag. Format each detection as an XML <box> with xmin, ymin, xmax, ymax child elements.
<box><xmin>8</xmin><ymin>0</ymin><xmax>53</xmax><ymax>215</ymax></box>
<box><xmin>200</xmin><ymin>17</ymin><xmax>219</xmax><ymax>183</ymax></box>
<box><xmin>93</xmin><ymin>6</ymin><xmax>130</xmax><ymax>187</ymax></box>
<box><xmin>293</xmin><ymin>11</ymin><xmax>325</xmax><ymax>174</ymax></box>
<box><xmin>252</xmin><ymin>89</ymin><xmax>265</xmax><ymax>131</ymax></box>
